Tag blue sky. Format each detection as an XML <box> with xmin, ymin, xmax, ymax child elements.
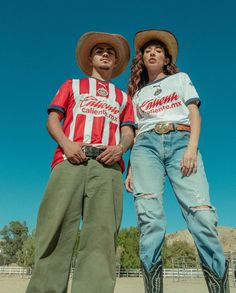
<box><xmin>0</xmin><ymin>0</ymin><xmax>235</xmax><ymax>234</ymax></box>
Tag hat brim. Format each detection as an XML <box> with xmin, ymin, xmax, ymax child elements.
<box><xmin>76</xmin><ymin>32</ymin><xmax>130</xmax><ymax>78</ymax></box>
<box><xmin>134</xmin><ymin>29</ymin><xmax>178</xmax><ymax>64</ymax></box>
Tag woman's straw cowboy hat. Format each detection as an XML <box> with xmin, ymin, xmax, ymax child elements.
<box><xmin>134</xmin><ymin>29</ymin><xmax>178</xmax><ymax>63</ymax></box>
<box><xmin>76</xmin><ymin>32</ymin><xmax>130</xmax><ymax>78</ymax></box>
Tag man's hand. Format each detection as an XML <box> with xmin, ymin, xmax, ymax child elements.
<box><xmin>96</xmin><ymin>145</ymin><xmax>123</xmax><ymax>165</ymax></box>
<box><xmin>96</xmin><ymin>125</ymin><xmax>134</xmax><ymax>166</ymax></box>
<box><xmin>62</xmin><ymin>140</ymin><xmax>87</xmax><ymax>165</ymax></box>
<box><xmin>46</xmin><ymin>111</ymin><xmax>88</xmax><ymax>165</ymax></box>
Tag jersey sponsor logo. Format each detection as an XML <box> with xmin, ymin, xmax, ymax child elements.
<box><xmin>80</xmin><ymin>96</ymin><xmax>119</xmax><ymax>114</ymax></box>
<box><xmin>139</xmin><ymin>92</ymin><xmax>182</xmax><ymax>113</ymax></box>
<box><xmin>140</xmin><ymin>92</ymin><xmax>179</xmax><ymax>111</ymax></box>
<box><xmin>79</xmin><ymin>95</ymin><xmax>119</xmax><ymax>122</ymax></box>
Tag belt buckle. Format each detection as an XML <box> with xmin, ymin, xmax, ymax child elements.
<box><xmin>154</xmin><ymin>123</ymin><xmax>171</xmax><ymax>134</ymax></box>
<box><xmin>82</xmin><ymin>146</ymin><xmax>103</xmax><ymax>158</ymax></box>
<box><xmin>82</xmin><ymin>146</ymin><xmax>96</xmax><ymax>158</ymax></box>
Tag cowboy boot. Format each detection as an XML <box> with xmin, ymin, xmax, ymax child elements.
<box><xmin>141</xmin><ymin>260</ymin><xmax>163</xmax><ymax>293</ymax></box>
<box><xmin>201</xmin><ymin>260</ymin><xmax>230</xmax><ymax>293</ymax></box>
<box><xmin>142</xmin><ymin>263</ymin><xmax>150</xmax><ymax>293</ymax></box>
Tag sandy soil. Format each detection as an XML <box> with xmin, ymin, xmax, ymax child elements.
<box><xmin>0</xmin><ymin>276</ymin><xmax>236</xmax><ymax>293</ymax></box>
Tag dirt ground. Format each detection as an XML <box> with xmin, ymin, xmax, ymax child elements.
<box><xmin>0</xmin><ymin>276</ymin><xmax>236</xmax><ymax>293</ymax></box>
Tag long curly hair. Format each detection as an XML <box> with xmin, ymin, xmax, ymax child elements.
<box><xmin>127</xmin><ymin>40</ymin><xmax>179</xmax><ymax>97</ymax></box>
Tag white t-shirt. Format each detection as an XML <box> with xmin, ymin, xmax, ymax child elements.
<box><xmin>132</xmin><ymin>72</ymin><xmax>200</xmax><ymax>136</ymax></box>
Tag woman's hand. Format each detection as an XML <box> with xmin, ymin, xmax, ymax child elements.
<box><xmin>180</xmin><ymin>146</ymin><xmax>198</xmax><ymax>177</ymax></box>
<box><xmin>181</xmin><ymin>103</ymin><xmax>201</xmax><ymax>177</ymax></box>
<box><xmin>124</xmin><ymin>169</ymin><xmax>133</xmax><ymax>193</ymax></box>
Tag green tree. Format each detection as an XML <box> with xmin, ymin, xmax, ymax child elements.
<box><xmin>17</xmin><ymin>235</ymin><xmax>35</xmax><ymax>268</ymax></box>
<box><xmin>117</xmin><ymin>227</ymin><xmax>140</xmax><ymax>269</ymax></box>
<box><xmin>0</xmin><ymin>240</ymin><xmax>6</xmax><ymax>265</ymax></box>
<box><xmin>162</xmin><ymin>240</ymin><xmax>197</xmax><ymax>268</ymax></box>
<box><xmin>0</xmin><ymin>221</ymin><xmax>29</xmax><ymax>265</ymax></box>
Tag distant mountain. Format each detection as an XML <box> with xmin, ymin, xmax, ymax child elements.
<box><xmin>166</xmin><ymin>226</ymin><xmax>236</xmax><ymax>257</ymax></box>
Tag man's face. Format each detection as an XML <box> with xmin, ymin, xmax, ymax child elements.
<box><xmin>89</xmin><ymin>43</ymin><xmax>117</xmax><ymax>72</ymax></box>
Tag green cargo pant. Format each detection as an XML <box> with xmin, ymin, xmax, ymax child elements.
<box><xmin>26</xmin><ymin>159</ymin><xmax>123</xmax><ymax>293</ymax></box>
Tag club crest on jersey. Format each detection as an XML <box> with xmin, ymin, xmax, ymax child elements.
<box><xmin>97</xmin><ymin>87</ymin><xmax>108</xmax><ymax>97</ymax></box>
<box><xmin>154</xmin><ymin>85</ymin><xmax>162</xmax><ymax>96</ymax></box>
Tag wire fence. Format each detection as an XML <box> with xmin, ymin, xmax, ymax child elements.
<box><xmin>0</xmin><ymin>266</ymin><xmax>234</xmax><ymax>279</ymax></box>
<box><xmin>0</xmin><ymin>253</ymin><xmax>235</xmax><ymax>287</ymax></box>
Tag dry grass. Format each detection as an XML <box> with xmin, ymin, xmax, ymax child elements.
<box><xmin>0</xmin><ymin>276</ymin><xmax>236</xmax><ymax>293</ymax></box>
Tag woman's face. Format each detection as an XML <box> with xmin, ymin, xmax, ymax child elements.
<box><xmin>143</xmin><ymin>43</ymin><xmax>169</xmax><ymax>72</ymax></box>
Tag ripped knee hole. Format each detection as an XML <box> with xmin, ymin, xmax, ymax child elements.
<box><xmin>135</xmin><ymin>193</ymin><xmax>158</xmax><ymax>199</ymax></box>
<box><xmin>192</xmin><ymin>205</ymin><xmax>211</xmax><ymax>209</ymax></box>
<box><xmin>190</xmin><ymin>205</ymin><xmax>215</xmax><ymax>212</ymax></box>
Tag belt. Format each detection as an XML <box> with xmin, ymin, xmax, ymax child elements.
<box><xmin>152</xmin><ymin>123</ymin><xmax>191</xmax><ymax>134</ymax></box>
<box><xmin>82</xmin><ymin>146</ymin><xmax>105</xmax><ymax>158</ymax></box>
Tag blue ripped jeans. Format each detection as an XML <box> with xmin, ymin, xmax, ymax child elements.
<box><xmin>130</xmin><ymin>130</ymin><xmax>226</xmax><ymax>277</ymax></box>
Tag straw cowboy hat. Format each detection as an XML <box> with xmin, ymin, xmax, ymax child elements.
<box><xmin>76</xmin><ymin>32</ymin><xmax>130</xmax><ymax>78</ymax></box>
<box><xmin>134</xmin><ymin>29</ymin><xmax>178</xmax><ymax>64</ymax></box>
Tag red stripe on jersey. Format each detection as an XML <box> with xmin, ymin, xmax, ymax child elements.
<box><xmin>80</xmin><ymin>78</ymin><xmax>90</xmax><ymax>94</ymax></box>
<box><xmin>119</xmin><ymin>159</ymin><xmax>125</xmax><ymax>173</ymax></box>
<box><xmin>90</xmin><ymin>116</ymin><xmax>105</xmax><ymax>144</ymax></box>
<box><xmin>96</xmin><ymin>80</ymin><xmax>109</xmax><ymax>98</ymax></box>
<box><xmin>63</xmin><ymin>93</ymin><xmax>76</xmax><ymax>137</ymax></box>
<box><xmin>108</xmin><ymin>122</ymin><xmax>118</xmax><ymax>145</ymax></box>
<box><xmin>74</xmin><ymin>114</ymin><xmax>86</xmax><ymax>142</ymax></box>
<box><xmin>115</xmin><ymin>87</ymin><xmax>123</xmax><ymax>106</ymax></box>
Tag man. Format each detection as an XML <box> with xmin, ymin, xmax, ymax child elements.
<box><xmin>26</xmin><ymin>32</ymin><xmax>135</xmax><ymax>293</ymax></box>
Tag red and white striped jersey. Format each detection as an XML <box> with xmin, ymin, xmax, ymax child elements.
<box><xmin>48</xmin><ymin>77</ymin><xmax>135</xmax><ymax>170</ymax></box>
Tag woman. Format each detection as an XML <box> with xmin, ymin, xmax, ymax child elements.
<box><xmin>125</xmin><ymin>29</ymin><xmax>229</xmax><ymax>293</ymax></box>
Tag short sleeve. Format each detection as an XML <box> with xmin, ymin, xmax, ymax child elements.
<box><xmin>132</xmin><ymin>92</ymin><xmax>139</xmax><ymax>128</ymax></box>
<box><xmin>47</xmin><ymin>79</ymin><xmax>72</xmax><ymax>117</ymax></box>
<box><xmin>181</xmin><ymin>73</ymin><xmax>201</xmax><ymax>107</ymax></box>
<box><xmin>120</xmin><ymin>94</ymin><xmax>135</xmax><ymax>128</ymax></box>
